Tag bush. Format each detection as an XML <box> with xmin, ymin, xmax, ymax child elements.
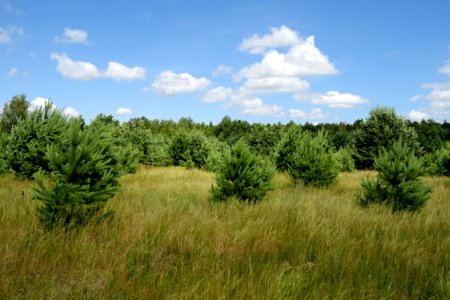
<box><xmin>32</xmin><ymin>119</ymin><xmax>121</xmax><ymax>228</ymax></box>
<box><xmin>275</xmin><ymin>127</ymin><xmax>303</xmax><ymax>172</ymax></box>
<box><xmin>287</xmin><ymin>130</ymin><xmax>339</xmax><ymax>187</ymax></box>
<box><xmin>7</xmin><ymin>103</ymin><xmax>69</xmax><ymax>179</ymax></box>
<box><xmin>434</xmin><ymin>143</ymin><xmax>450</xmax><ymax>177</ymax></box>
<box><xmin>169</xmin><ymin>131</ymin><xmax>210</xmax><ymax>169</ymax></box>
<box><xmin>210</xmin><ymin>140</ymin><xmax>275</xmax><ymax>202</ymax></box>
<box><xmin>356</xmin><ymin>139</ymin><xmax>431</xmax><ymax>212</ymax></box>
<box><xmin>203</xmin><ymin>137</ymin><xmax>226</xmax><ymax>173</ymax></box>
<box><xmin>353</xmin><ymin>107</ymin><xmax>422</xmax><ymax>169</ymax></box>
<box><xmin>335</xmin><ymin>147</ymin><xmax>356</xmax><ymax>172</ymax></box>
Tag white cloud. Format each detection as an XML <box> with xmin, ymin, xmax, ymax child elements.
<box><xmin>0</xmin><ymin>26</ymin><xmax>23</xmax><ymax>44</ymax></box>
<box><xmin>410</xmin><ymin>95</ymin><xmax>424</xmax><ymax>102</ymax></box>
<box><xmin>55</xmin><ymin>28</ymin><xmax>88</xmax><ymax>44</ymax></box>
<box><xmin>238</xmin><ymin>97</ymin><xmax>284</xmax><ymax>116</ymax></box>
<box><xmin>202</xmin><ymin>86</ymin><xmax>233</xmax><ymax>102</ymax></box>
<box><xmin>236</xmin><ymin>36</ymin><xmax>337</xmax><ymax>81</ymax></box>
<box><xmin>438</xmin><ymin>59</ymin><xmax>450</xmax><ymax>76</ymax></box>
<box><xmin>421</xmin><ymin>81</ymin><xmax>450</xmax><ymax>90</ymax></box>
<box><xmin>212</xmin><ymin>64</ymin><xmax>232</xmax><ymax>77</ymax></box>
<box><xmin>240</xmin><ymin>77</ymin><xmax>309</xmax><ymax>94</ymax></box>
<box><xmin>239</xmin><ymin>25</ymin><xmax>301</xmax><ymax>54</ymax></box>
<box><xmin>104</xmin><ymin>61</ymin><xmax>146</xmax><ymax>81</ymax></box>
<box><xmin>295</xmin><ymin>91</ymin><xmax>369</xmax><ymax>108</ymax></box>
<box><xmin>415</xmin><ymin>55</ymin><xmax>450</xmax><ymax>119</ymax></box>
<box><xmin>289</xmin><ymin>108</ymin><xmax>327</xmax><ymax>119</ymax></box>
<box><xmin>50</xmin><ymin>52</ymin><xmax>101</xmax><ymax>80</ymax></box>
<box><xmin>116</xmin><ymin>107</ymin><xmax>133</xmax><ymax>116</ymax></box>
<box><xmin>28</xmin><ymin>97</ymin><xmax>53</xmax><ymax>111</ymax></box>
<box><xmin>408</xmin><ymin>110</ymin><xmax>428</xmax><ymax>121</ymax></box>
<box><xmin>151</xmin><ymin>70</ymin><xmax>211</xmax><ymax>96</ymax></box>
<box><xmin>6</xmin><ymin>67</ymin><xmax>17</xmax><ymax>77</ymax></box>
<box><xmin>63</xmin><ymin>107</ymin><xmax>80</xmax><ymax>118</ymax></box>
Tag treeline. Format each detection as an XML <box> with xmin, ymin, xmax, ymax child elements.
<box><xmin>0</xmin><ymin>94</ymin><xmax>449</xmax><ymax>226</ymax></box>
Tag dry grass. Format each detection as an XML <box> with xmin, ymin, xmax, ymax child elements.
<box><xmin>0</xmin><ymin>167</ymin><xmax>449</xmax><ymax>299</ymax></box>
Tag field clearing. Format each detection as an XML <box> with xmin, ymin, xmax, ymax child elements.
<box><xmin>1</xmin><ymin>166</ymin><xmax>449</xmax><ymax>299</ymax></box>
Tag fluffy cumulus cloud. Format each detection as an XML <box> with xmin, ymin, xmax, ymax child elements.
<box><xmin>50</xmin><ymin>52</ymin><xmax>101</xmax><ymax>80</ymax></box>
<box><xmin>63</xmin><ymin>107</ymin><xmax>80</xmax><ymax>118</ymax></box>
<box><xmin>202</xmin><ymin>86</ymin><xmax>233</xmax><ymax>103</ymax></box>
<box><xmin>413</xmin><ymin>54</ymin><xmax>450</xmax><ymax>120</ymax></box>
<box><xmin>237</xmin><ymin>96</ymin><xmax>284</xmax><ymax>116</ymax></box>
<box><xmin>104</xmin><ymin>62</ymin><xmax>146</xmax><ymax>81</ymax></box>
<box><xmin>295</xmin><ymin>91</ymin><xmax>369</xmax><ymax>108</ymax></box>
<box><xmin>289</xmin><ymin>108</ymin><xmax>327</xmax><ymax>119</ymax></box>
<box><xmin>239</xmin><ymin>25</ymin><xmax>301</xmax><ymax>54</ymax></box>
<box><xmin>116</xmin><ymin>107</ymin><xmax>133</xmax><ymax>116</ymax></box>
<box><xmin>202</xmin><ymin>86</ymin><xmax>284</xmax><ymax>117</ymax></box>
<box><xmin>198</xmin><ymin>26</ymin><xmax>369</xmax><ymax>118</ymax></box>
<box><xmin>408</xmin><ymin>110</ymin><xmax>428</xmax><ymax>121</ymax></box>
<box><xmin>55</xmin><ymin>28</ymin><xmax>88</xmax><ymax>44</ymax></box>
<box><xmin>240</xmin><ymin>77</ymin><xmax>309</xmax><ymax>94</ymax></box>
<box><xmin>212</xmin><ymin>64</ymin><xmax>232</xmax><ymax>77</ymax></box>
<box><xmin>235</xmin><ymin>35</ymin><xmax>337</xmax><ymax>81</ymax></box>
<box><xmin>0</xmin><ymin>26</ymin><xmax>23</xmax><ymax>44</ymax></box>
<box><xmin>50</xmin><ymin>53</ymin><xmax>145</xmax><ymax>82</ymax></box>
<box><xmin>151</xmin><ymin>71</ymin><xmax>211</xmax><ymax>96</ymax></box>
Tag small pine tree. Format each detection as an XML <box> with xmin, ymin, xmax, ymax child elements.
<box><xmin>32</xmin><ymin>120</ymin><xmax>121</xmax><ymax>228</ymax></box>
<box><xmin>210</xmin><ymin>140</ymin><xmax>275</xmax><ymax>203</ymax></box>
<box><xmin>275</xmin><ymin>127</ymin><xmax>303</xmax><ymax>172</ymax></box>
<box><xmin>169</xmin><ymin>131</ymin><xmax>210</xmax><ymax>169</ymax></box>
<box><xmin>356</xmin><ymin>139</ymin><xmax>431</xmax><ymax>212</ymax></box>
<box><xmin>434</xmin><ymin>143</ymin><xmax>450</xmax><ymax>177</ymax></box>
<box><xmin>335</xmin><ymin>147</ymin><xmax>356</xmax><ymax>172</ymax></box>
<box><xmin>287</xmin><ymin>130</ymin><xmax>339</xmax><ymax>187</ymax></box>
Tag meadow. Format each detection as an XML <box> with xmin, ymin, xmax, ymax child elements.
<box><xmin>0</xmin><ymin>166</ymin><xmax>448</xmax><ymax>299</ymax></box>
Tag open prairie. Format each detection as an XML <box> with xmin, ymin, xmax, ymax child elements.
<box><xmin>1</xmin><ymin>166</ymin><xmax>449</xmax><ymax>299</ymax></box>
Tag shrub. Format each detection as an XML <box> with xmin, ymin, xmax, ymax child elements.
<box><xmin>275</xmin><ymin>127</ymin><xmax>303</xmax><ymax>172</ymax></box>
<box><xmin>335</xmin><ymin>147</ymin><xmax>356</xmax><ymax>172</ymax></box>
<box><xmin>169</xmin><ymin>131</ymin><xmax>210</xmax><ymax>169</ymax></box>
<box><xmin>434</xmin><ymin>143</ymin><xmax>450</xmax><ymax>177</ymax></box>
<box><xmin>32</xmin><ymin>119</ymin><xmax>121</xmax><ymax>228</ymax></box>
<box><xmin>210</xmin><ymin>140</ymin><xmax>275</xmax><ymax>203</ymax></box>
<box><xmin>353</xmin><ymin>107</ymin><xmax>422</xmax><ymax>169</ymax></box>
<box><xmin>203</xmin><ymin>137</ymin><xmax>226</xmax><ymax>173</ymax></box>
<box><xmin>7</xmin><ymin>103</ymin><xmax>69</xmax><ymax>179</ymax></box>
<box><xmin>356</xmin><ymin>139</ymin><xmax>431</xmax><ymax>212</ymax></box>
<box><xmin>287</xmin><ymin>130</ymin><xmax>339</xmax><ymax>187</ymax></box>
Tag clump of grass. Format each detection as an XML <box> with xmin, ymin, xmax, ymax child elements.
<box><xmin>1</xmin><ymin>166</ymin><xmax>449</xmax><ymax>298</ymax></box>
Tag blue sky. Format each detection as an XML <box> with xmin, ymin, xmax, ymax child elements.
<box><xmin>1</xmin><ymin>0</ymin><xmax>450</xmax><ymax>124</ymax></box>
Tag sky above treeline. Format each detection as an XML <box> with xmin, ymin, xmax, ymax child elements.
<box><xmin>1</xmin><ymin>0</ymin><xmax>450</xmax><ymax>124</ymax></box>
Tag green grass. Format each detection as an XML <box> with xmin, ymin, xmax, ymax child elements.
<box><xmin>1</xmin><ymin>167</ymin><xmax>449</xmax><ymax>299</ymax></box>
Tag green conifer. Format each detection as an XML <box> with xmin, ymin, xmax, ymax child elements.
<box><xmin>356</xmin><ymin>139</ymin><xmax>431</xmax><ymax>212</ymax></box>
<box><xmin>287</xmin><ymin>130</ymin><xmax>339</xmax><ymax>187</ymax></box>
<box><xmin>32</xmin><ymin>119</ymin><xmax>121</xmax><ymax>228</ymax></box>
<box><xmin>210</xmin><ymin>140</ymin><xmax>275</xmax><ymax>202</ymax></box>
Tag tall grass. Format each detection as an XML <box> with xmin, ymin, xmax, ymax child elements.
<box><xmin>0</xmin><ymin>167</ymin><xmax>449</xmax><ymax>299</ymax></box>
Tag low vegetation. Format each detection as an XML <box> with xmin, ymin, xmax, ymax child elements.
<box><xmin>1</xmin><ymin>167</ymin><xmax>449</xmax><ymax>298</ymax></box>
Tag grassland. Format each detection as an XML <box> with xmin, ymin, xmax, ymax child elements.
<box><xmin>1</xmin><ymin>166</ymin><xmax>449</xmax><ymax>299</ymax></box>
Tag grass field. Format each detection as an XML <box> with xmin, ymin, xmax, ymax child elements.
<box><xmin>1</xmin><ymin>166</ymin><xmax>449</xmax><ymax>299</ymax></box>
